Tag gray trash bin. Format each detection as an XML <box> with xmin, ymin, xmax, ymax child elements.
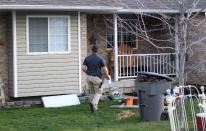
<box><xmin>136</xmin><ymin>72</ymin><xmax>172</xmax><ymax>121</ymax></box>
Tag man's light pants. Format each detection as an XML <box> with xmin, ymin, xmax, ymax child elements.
<box><xmin>86</xmin><ymin>75</ymin><xmax>103</xmax><ymax>109</ymax></box>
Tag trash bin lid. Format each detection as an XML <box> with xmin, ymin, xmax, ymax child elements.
<box><xmin>137</xmin><ymin>72</ymin><xmax>173</xmax><ymax>82</ymax></box>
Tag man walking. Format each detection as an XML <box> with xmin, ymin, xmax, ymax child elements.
<box><xmin>82</xmin><ymin>45</ymin><xmax>110</xmax><ymax>112</ymax></box>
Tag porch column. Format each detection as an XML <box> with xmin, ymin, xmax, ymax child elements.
<box><xmin>175</xmin><ymin>18</ymin><xmax>180</xmax><ymax>77</ymax></box>
<box><xmin>113</xmin><ymin>13</ymin><xmax>118</xmax><ymax>81</ymax></box>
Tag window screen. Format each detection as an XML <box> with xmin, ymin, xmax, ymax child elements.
<box><xmin>29</xmin><ymin>18</ymin><xmax>48</xmax><ymax>52</ymax></box>
<box><xmin>49</xmin><ymin>17</ymin><xmax>68</xmax><ymax>52</ymax></box>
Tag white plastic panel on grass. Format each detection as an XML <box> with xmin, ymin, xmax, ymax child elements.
<box><xmin>42</xmin><ymin>94</ymin><xmax>80</xmax><ymax>108</ymax></box>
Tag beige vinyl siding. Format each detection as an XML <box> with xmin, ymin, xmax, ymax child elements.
<box><xmin>16</xmin><ymin>12</ymin><xmax>80</xmax><ymax>97</ymax></box>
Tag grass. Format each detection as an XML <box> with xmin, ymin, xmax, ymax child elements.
<box><xmin>0</xmin><ymin>100</ymin><xmax>170</xmax><ymax>131</ymax></box>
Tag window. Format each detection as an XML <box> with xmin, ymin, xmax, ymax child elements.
<box><xmin>106</xmin><ymin>19</ymin><xmax>138</xmax><ymax>49</ymax></box>
<box><xmin>27</xmin><ymin>16</ymin><xmax>70</xmax><ymax>54</ymax></box>
<box><xmin>29</xmin><ymin>18</ymin><xmax>48</xmax><ymax>52</ymax></box>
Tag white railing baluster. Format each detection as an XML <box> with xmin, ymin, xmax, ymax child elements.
<box><xmin>140</xmin><ymin>56</ymin><xmax>142</xmax><ymax>72</ymax></box>
<box><xmin>170</xmin><ymin>54</ymin><xmax>172</xmax><ymax>75</ymax></box>
<box><xmin>146</xmin><ymin>55</ymin><xmax>149</xmax><ymax>72</ymax></box>
<box><xmin>136</xmin><ymin>55</ymin><xmax>138</xmax><ymax>76</ymax></box>
<box><xmin>126</xmin><ymin>55</ymin><xmax>128</xmax><ymax>77</ymax></box>
<box><xmin>118</xmin><ymin>56</ymin><xmax>122</xmax><ymax>76</ymax></box>
<box><xmin>174</xmin><ymin>54</ymin><xmax>176</xmax><ymax>74</ymax></box>
<box><xmin>130</xmin><ymin>55</ymin><xmax>132</xmax><ymax>76</ymax></box>
<box><xmin>144</xmin><ymin>56</ymin><xmax>146</xmax><ymax>72</ymax></box>
<box><xmin>166</xmin><ymin>54</ymin><xmax>168</xmax><ymax>75</ymax></box>
<box><xmin>132</xmin><ymin>55</ymin><xmax>134</xmax><ymax>77</ymax></box>
<box><xmin>163</xmin><ymin>55</ymin><xmax>165</xmax><ymax>74</ymax></box>
<box><xmin>157</xmin><ymin>55</ymin><xmax>159</xmax><ymax>74</ymax></box>
<box><xmin>123</xmin><ymin>55</ymin><xmax>125</xmax><ymax>76</ymax></box>
<box><xmin>173</xmin><ymin>56</ymin><xmax>175</xmax><ymax>75</ymax></box>
<box><xmin>133</xmin><ymin>55</ymin><xmax>135</xmax><ymax>77</ymax></box>
<box><xmin>150</xmin><ymin>55</ymin><xmax>152</xmax><ymax>73</ymax></box>
<box><xmin>154</xmin><ymin>55</ymin><xmax>156</xmax><ymax>73</ymax></box>
<box><xmin>117</xmin><ymin>53</ymin><xmax>176</xmax><ymax>79</ymax></box>
<box><xmin>141</xmin><ymin>56</ymin><xmax>143</xmax><ymax>72</ymax></box>
<box><xmin>152</xmin><ymin>56</ymin><xmax>155</xmax><ymax>72</ymax></box>
<box><xmin>160</xmin><ymin>55</ymin><xmax>162</xmax><ymax>74</ymax></box>
<box><xmin>168</xmin><ymin>54</ymin><xmax>170</xmax><ymax>75</ymax></box>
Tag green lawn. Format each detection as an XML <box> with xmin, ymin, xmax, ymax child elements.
<box><xmin>0</xmin><ymin>101</ymin><xmax>170</xmax><ymax>131</ymax></box>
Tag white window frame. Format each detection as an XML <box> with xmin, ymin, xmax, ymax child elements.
<box><xmin>26</xmin><ymin>15</ymin><xmax>71</xmax><ymax>55</ymax></box>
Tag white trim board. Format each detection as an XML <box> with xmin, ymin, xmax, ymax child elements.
<box><xmin>12</xmin><ymin>10</ymin><xmax>18</xmax><ymax>97</ymax></box>
<box><xmin>78</xmin><ymin>12</ymin><xmax>82</xmax><ymax>93</ymax></box>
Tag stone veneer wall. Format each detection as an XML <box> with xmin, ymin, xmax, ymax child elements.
<box><xmin>0</xmin><ymin>12</ymin><xmax>9</xmax><ymax>100</ymax></box>
<box><xmin>186</xmin><ymin>14</ymin><xmax>206</xmax><ymax>85</ymax></box>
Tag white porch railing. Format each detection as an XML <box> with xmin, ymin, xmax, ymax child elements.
<box><xmin>118</xmin><ymin>53</ymin><xmax>176</xmax><ymax>79</ymax></box>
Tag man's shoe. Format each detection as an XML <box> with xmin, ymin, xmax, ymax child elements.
<box><xmin>89</xmin><ymin>102</ymin><xmax>97</xmax><ymax>113</ymax></box>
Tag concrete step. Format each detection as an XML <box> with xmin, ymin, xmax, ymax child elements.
<box><xmin>102</xmin><ymin>79</ymin><xmax>136</xmax><ymax>94</ymax></box>
<box><xmin>111</xmin><ymin>79</ymin><xmax>136</xmax><ymax>88</ymax></box>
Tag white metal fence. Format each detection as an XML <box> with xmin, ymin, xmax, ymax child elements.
<box><xmin>118</xmin><ymin>53</ymin><xmax>176</xmax><ymax>79</ymax></box>
<box><xmin>166</xmin><ymin>85</ymin><xmax>206</xmax><ymax>131</ymax></box>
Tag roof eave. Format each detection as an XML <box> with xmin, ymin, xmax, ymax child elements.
<box><xmin>117</xmin><ymin>9</ymin><xmax>180</xmax><ymax>14</ymax></box>
<box><xmin>0</xmin><ymin>5</ymin><xmax>205</xmax><ymax>14</ymax></box>
<box><xmin>117</xmin><ymin>8</ymin><xmax>206</xmax><ymax>14</ymax></box>
<box><xmin>0</xmin><ymin>5</ymin><xmax>123</xmax><ymax>11</ymax></box>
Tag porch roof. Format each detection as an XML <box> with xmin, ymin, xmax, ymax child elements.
<box><xmin>0</xmin><ymin>0</ymin><xmax>205</xmax><ymax>13</ymax></box>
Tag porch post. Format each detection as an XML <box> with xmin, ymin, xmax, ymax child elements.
<box><xmin>175</xmin><ymin>18</ymin><xmax>180</xmax><ymax>77</ymax></box>
<box><xmin>113</xmin><ymin>13</ymin><xmax>118</xmax><ymax>81</ymax></box>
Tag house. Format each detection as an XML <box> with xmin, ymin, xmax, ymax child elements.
<box><xmin>0</xmin><ymin>0</ymin><xmax>206</xmax><ymax>99</ymax></box>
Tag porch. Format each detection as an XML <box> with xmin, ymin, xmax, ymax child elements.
<box><xmin>87</xmin><ymin>14</ymin><xmax>178</xmax><ymax>81</ymax></box>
